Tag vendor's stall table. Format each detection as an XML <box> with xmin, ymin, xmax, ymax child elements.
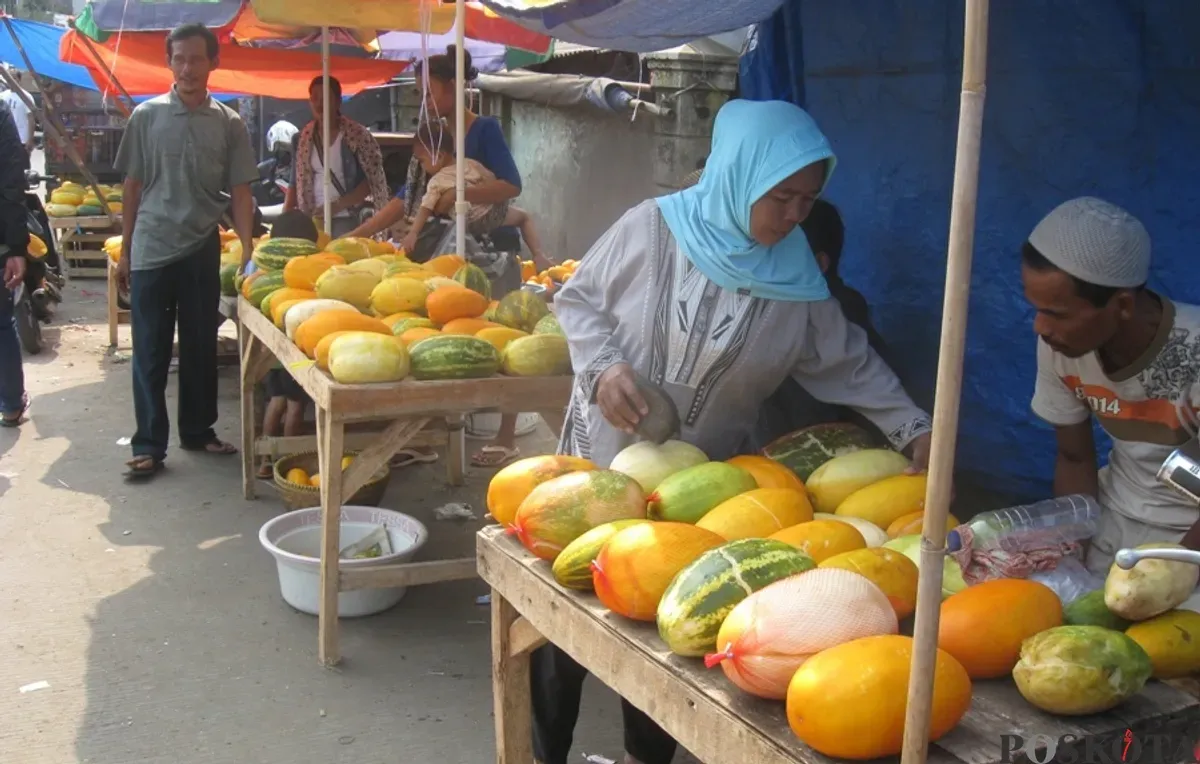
<box><xmin>477</xmin><ymin>526</ymin><xmax>1200</xmax><ymax>764</ymax></box>
<box><xmin>237</xmin><ymin>296</ymin><xmax>571</xmax><ymax>665</ymax></box>
<box><xmin>51</xmin><ymin>215</ymin><xmax>119</xmax><ymax>279</ymax></box>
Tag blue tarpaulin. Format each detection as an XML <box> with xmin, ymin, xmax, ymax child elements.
<box><xmin>741</xmin><ymin>0</ymin><xmax>1200</xmax><ymax>499</ymax></box>
<box><xmin>0</xmin><ymin>18</ymin><xmax>100</xmax><ymax>92</ymax></box>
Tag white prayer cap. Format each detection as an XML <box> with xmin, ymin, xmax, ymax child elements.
<box><xmin>1028</xmin><ymin>197</ymin><xmax>1150</xmax><ymax>288</ymax></box>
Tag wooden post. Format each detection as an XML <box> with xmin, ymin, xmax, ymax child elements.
<box><xmin>491</xmin><ymin>591</ymin><xmax>535</xmax><ymax>764</ymax></box>
<box><xmin>900</xmin><ymin>3</ymin><xmax>990</xmax><ymax>764</ymax></box>
<box><xmin>316</xmin><ymin>404</ymin><xmax>345</xmax><ymax>667</ymax></box>
<box><xmin>1</xmin><ymin>18</ymin><xmax>116</xmax><ymax>224</ymax></box>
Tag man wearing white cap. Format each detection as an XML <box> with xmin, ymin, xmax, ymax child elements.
<box><xmin>1023</xmin><ymin>197</ymin><xmax>1200</xmax><ymax>592</ymax></box>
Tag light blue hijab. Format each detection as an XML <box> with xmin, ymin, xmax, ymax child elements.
<box><xmin>658</xmin><ymin>100</ymin><xmax>836</xmax><ymax>302</ymax></box>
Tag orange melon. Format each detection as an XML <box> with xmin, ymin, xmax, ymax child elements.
<box><xmin>938</xmin><ymin>578</ymin><xmax>1063</xmax><ymax>678</ymax></box>
<box><xmin>886</xmin><ymin>510</ymin><xmax>961</xmax><ymax>539</ymax></box>
<box><xmin>294</xmin><ymin>311</ymin><xmax>391</xmax><ymax>357</ymax></box>
<box><xmin>511</xmin><ymin>470</ymin><xmax>646</xmax><ymax>561</ymax></box>
<box><xmin>818</xmin><ymin>547</ymin><xmax>920</xmax><ymax>619</ymax></box>
<box><xmin>440</xmin><ymin>317</ymin><xmax>500</xmax><ymax>335</ymax></box>
<box><xmin>695</xmin><ymin>488</ymin><xmax>813</xmax><ymax>540</ymax></box>
<box><xmin>486</xmin><ymin>455</ymin><xmax>597</xmax><ymax>527</ymax></box>
<box><xmin>725</xmin><ymin>455</ymin><xmax>806</xmax><ymax>492</ymax></box>
<box><xmin>787</xmin><ymin>634</ymin><xmax>972</xmax><ymax>760</ymax></box>
<box><xmin>399</xmin><ymin>327</ymin><xmax>441</xmax><ymax>346</ymax></box>
<box><xmin>768</xmin><ymin>520</ymin><xmax>865</xmax><ymax>563</ymax></box>
<box><xmin>592</xmin><ymin>522</ymin><xmax>725</xmax><ymax>621</ymax></box>
<box><xmin>313</xmin><ymin>330</ymin><xmax>355</xmax><ymax>371</ymax></box>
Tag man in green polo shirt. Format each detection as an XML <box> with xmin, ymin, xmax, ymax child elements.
<box><xmin>115</xmin><ymin>23</ymin><xmax>257</xmax><ymax>480</ymax></box>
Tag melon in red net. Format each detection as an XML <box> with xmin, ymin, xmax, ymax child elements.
<box><xmin>705</xmin><ymin>568</ymin><xmax>898</xmax><ymax>700</ymax></box>
<box><xmin>510</xmin><ymin>470</ymin><xmax>647</xmax><ymax>561</ymax></box>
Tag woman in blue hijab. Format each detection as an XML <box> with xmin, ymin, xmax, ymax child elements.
<box><xmin>537</xmin><ymin>100</ymin><xmax>933</xmax><ymax>764</ymax></box>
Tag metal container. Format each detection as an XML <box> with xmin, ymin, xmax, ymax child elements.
<box><xmin>1156</xmin><ymin>438</ymin><xmax>1200</xmax><ymax>506</ymax></box>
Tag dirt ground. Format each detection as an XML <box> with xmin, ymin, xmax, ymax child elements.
<box><xmin>0</xmin><ymin>278</ymin><xmax>644</xmax><ymax>763</ymax></box>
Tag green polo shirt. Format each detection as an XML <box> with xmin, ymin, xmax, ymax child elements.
<box><xmin>115</xmin><ymin>88</ymin><xmax>258</xmax><ymax>270</ymax></box>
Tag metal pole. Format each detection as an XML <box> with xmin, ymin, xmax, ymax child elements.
<box><xmin>321</xmin><ymin>26</ymin><xmax>332</xmax><ymax>233</ymax></box>
<box><xmin>454</xmin><ymin>4</ymin><xmax>467</xmax><ymax>256</ymax></box>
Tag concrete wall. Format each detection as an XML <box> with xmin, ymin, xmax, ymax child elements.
<box><xmin>504</xmin><ymin>100</ymin><xmax>661</xmax><ymax>262</ymax></box>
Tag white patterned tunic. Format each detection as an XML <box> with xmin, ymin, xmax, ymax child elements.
<box><xmin>554</xmin><ymin>200</ymin><xmax>932</xmax><ymax>467</ymax></box>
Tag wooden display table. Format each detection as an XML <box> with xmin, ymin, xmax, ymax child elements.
<box><xmin>51</xmin><ymin>215</ymin><xmax>120</xmax><ymax>279</ymax></box>
<box><xmin>477</xmin><ymin>526</ymin><xmax>1200</xmax><ymax>764</ymax></box>
<box><xmin>237</xmin><ymin>297</ymin><xmax>571</xmax><ymax>666</ymax></box>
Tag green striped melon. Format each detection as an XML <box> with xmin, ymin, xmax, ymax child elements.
<box><xmin>408</xmin><ymin>335</ymin><xmax>501</xmax><ymax>380</ymax></box>
<box><xmin>552</xmin><ymin>519</ymin><xmax>650</xmax><ymax>590</ymax></box>
<box><xmin>252</xmin><ymin>237</ymin><xmax>321</xmax><ymax>271</ymax></box>
<box><xmin>246</xmin><ymin>271</ymin><xmax>286</xmax><ymax>308</ymax></box>
<box><xmin>534</xmin><ymin>314</ymin><xmax>563</xmax><ymax>336</ymax></box>
<box><xmin>761</xmin><ymin>422</ymin><xmax>876</xmax><ymax>481</ymax></box>
<box><xmin>77</xmin><ymin>204</ymin><xmax>104</xmax><ymax>217</ymax></box>
<box><xmin>391</xmin><ymin>317</ymin><xmax>438</xmax><ymax>335</ymax></box>
<box><xmin>495</xmin><ymin>290</ymin><xmax>551</xmax><ymax>333</ymax></box>
<box><xmin>501</xmin><ymin>334</ymin><xmax>572</xmax><ymax>376</ymax></box>
<box><xmin>452</xmin><ymin>263</ymin><xmax>492</xmax><ymax>300</ymax></box>
<box><xmin>647</xmin><ymin>462</ymin><xmax>757</xmax><ymax>523</ymax></box>
<box><xmin>219</xmin><ymin>263</ymin><xmax>239</xmax><ymax>297</ymax></box>
<box><xmin>657</xmin><ymin>538</ymin><xmax>817</xmax><ymax>657</ymax></box>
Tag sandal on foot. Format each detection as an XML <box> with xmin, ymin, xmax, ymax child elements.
<box><xmin>471</xmin><ymin>445</ymin><xmax>520</xmax><ymax>468</ymax></box>
<box><xmin>181</xmin><ymin>438</ymin><xmax>238</xmax><ymax>455</ymax></box>
<box><xmin>256</xmin><ymin>462</ymin><xmax>275</xmax><ymax>479</ymax></box>
<box><xmin>125</xmin><ymin>456</ymin><xmax>165</xmax><ymax>481</ymax></box>
<box><xmin>1</xmin><ymin>394</ymin><xmax>30</xmax><ymax>428</ymax></box>
<box><xmin>390</xmin><ymin>448</ymin><xmax>440</xmax><ymax>469</ymax></box>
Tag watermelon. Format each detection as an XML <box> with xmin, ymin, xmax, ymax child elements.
<box><xmin>495</xmin><ymin>290</ymin><xmax>551</xmax><ymax>333</ymax></box>
<box><xmin>219</xmin><ymin>263</ymin><xmax>239</xmax><ymax>297</ymax></box>
<box><xmin>408</xmin><ymin>335</ymin><xmax>501</xmax><ymax>380</ymax></box>
<box><xmin>501</xmin><ymin>334</ymin><xmax>572</xmax><ymax>376</ymax></box>
<box><xmin>552</xmin><ymin>519</ymin><xmax>650</xmax><ymax>590</ymax></box>
<box><xmin>246</xmin><ymin>271</ymin><xmax>286</xmax><ymax>308</ymax></box>
<box><xmin>511</xmin><ymin>470</ymin><xmax>648</xmax><ymax>561</ymax></box>
<box><xmin>452</xmin><ymin>263</ymin><xmax>492</xmax><ymax>300</ymax></box>
<box><xmin>252</xmin><ymin>237</ymin><xmax>321</xmax><ymax>271</ymax></box>
<box><xmin>77</xmin><ymin>204</ymin><xmax>104</xmax><ymax>216</ymax></box>
<box><xmin>761</xmin><ymin>423</ymin><xmax>876</xmax><ymax>481</ymax></box>
<box><xmin>534</xmin><ymin>314</ymin><xmax>563</xmax><ymax>336</ymax></box>
<box><xmin>647</xmin><ymin>462</ymin><xmax>757</xmax><ymax>523</ymax></box>
<box><xmin>657</xmin><ymin>538</ymin><xmax>817</xmax><ymax>657</ymax></box>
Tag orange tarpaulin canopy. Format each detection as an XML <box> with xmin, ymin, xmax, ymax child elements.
<box><xmin>60</xmin><ymin>30</ymin><xmax>410</xmax><ymax>99</ymax></box>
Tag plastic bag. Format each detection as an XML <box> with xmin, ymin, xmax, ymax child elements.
<box><xmin>1028</xmin><ymin>556</ymin><xmax>1104</xmax><ymax>606</ymax></box>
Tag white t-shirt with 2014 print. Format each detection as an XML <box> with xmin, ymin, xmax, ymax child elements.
<box><xmin>1032</xmin><ymin>296</ymin><xmax>1200</xmax><ymax>532</ymax></box>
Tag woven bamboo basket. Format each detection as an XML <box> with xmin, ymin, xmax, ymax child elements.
<box><xmin>272</xmin><ymin>451</ymin><xmax>390</xmax><ymax>512</ymax></box>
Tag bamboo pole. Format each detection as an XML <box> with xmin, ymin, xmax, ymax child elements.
<box><xmin>900</xmin><ymin>3</ymin><xmax>989</xmax><ymax>764</ymax></box>
<box><xmin>1</xmin><ymin>17</ymin><xmax>115</xmax><ymax>223</ymax></box>
<box><xmin>321</xmin><ymin>27</ymin><xmax>332</xmax><ymax>231</ymax></box>
<box><xmin>454</xmin><ymin>2</ymin><xmax>467</xmax><ymax>257</ymax></box>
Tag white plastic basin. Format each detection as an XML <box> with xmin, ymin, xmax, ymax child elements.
<box><xmin>259</xmin><ymin>506</ymin><xmax>428</xmax><ymax>618</ymax></box>
<box><xmin>465</xmin><ymin>412</ymin><xmax>542</xmax><ymax>439</ymax></box>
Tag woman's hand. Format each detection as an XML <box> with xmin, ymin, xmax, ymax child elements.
<box><xmin>595</xmin><ymin>363</ymin><xmax>649</xmax><ymax>435</ymax></box>
<box><xmin>905</xmin><ymin>432</ymin><xmax>933</xmax><ymax>474</ymax></box>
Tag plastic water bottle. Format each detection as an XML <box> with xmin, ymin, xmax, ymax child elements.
<box><xmin>946</xmin><ymin>494</ymin><xmax>1101</xmax><ymax>554</ymax></box>
<box><xmin>1029</xmin><ymin>556</ymin><xmax>1105</xmax><ymax>605</ymax></box>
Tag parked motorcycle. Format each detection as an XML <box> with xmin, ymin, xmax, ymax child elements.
<box><xmin>14</xmin><ymin>171</ymin><xmax>64</xmax><ymax>354</ymax></box>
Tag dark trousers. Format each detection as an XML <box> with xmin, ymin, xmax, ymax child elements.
<box><xmin>129</xmin><ymin>232</ymin><xmax>221</xmax><ymax>460</ymax></box>
<box><xmin>532</xmin><ymin>644</ymin><xmax>677</xmax><ymax>764</ymax></box>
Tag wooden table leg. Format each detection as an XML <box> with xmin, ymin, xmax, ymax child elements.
<box><xmin>492</xmin><ymin>589</ymin><xmax>536</xmax><ymax>764</ymax></box>
<box><xmin>447</xmin><ymin>415</ymin><xmax>466</xmax><ymax>486</ymax></box>
<box><xmin>317</xmin><ymin>404</ymin><xmax>346</xmax><ymax>667</ymax></box>
<box><xmin>106</xmin><ymin>259</ymin><xmax>118</xmax><ymax>348</ymax></box>
<box><xmin>238</xmin><ymin>328</ymin><xmax>276</xmax><ymax>500</ymax></box>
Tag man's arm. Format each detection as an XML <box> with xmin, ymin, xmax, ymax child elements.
<box><xmin>1052</xmin><ymin>421</ymin><xmax>1099</xmax><ymax>498</ymax></box>
<box><xmin>230</xmin><ymin>185</ymin><xmax>255</xmax><ymax>268</ymax></box>
<box><xmin>120</xmin><ymin>177</ymin><xmax>142</xmax><ymax>262</ymax></box>
<box><xmin>331</xmin><ymin>179</ymin><xmax>369</xmax><ymax>216</ymax></box>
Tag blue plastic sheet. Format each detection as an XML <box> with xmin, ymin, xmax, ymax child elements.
<box><xmin>0</xmin><ymin>18</ymin><xmax>99</xmax><ymax>92</ymax></box>
<box><xmin>742</xmin><ymin>0</ymin><xmax>1200</xmax><ymax>498</ymax></box>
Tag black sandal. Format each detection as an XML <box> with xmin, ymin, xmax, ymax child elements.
<box><xmin>1</xmin><ymin>394</ymin><xmax>30</xmax><ymax>428</ymax></box>
<box><xmin>181</xmin><ymin>438</ymin><xmax>238</xmax><ymax>455</ymax></box>
<box><xmin>125</xmin><ymin>456</ymin><xmax>165</xmax><ymax>481</ymax></box>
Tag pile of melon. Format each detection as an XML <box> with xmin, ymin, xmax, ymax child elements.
<box><xmin>46</xmin><ymin>181</ymin><xmax>123</xmax><ymax>218</ymax></box>
<box><xmin>520</xmin><ymin>259</ymin><xmax>578</xmax><ymax>290</ymax></box>
<box><xmin>488</xmin><ymin>422</ymin><xmax>1200</xmax><ymax>759</ymax></box>
<box><xmin>241</xmin><ymin>239</ymin><xmax>571</xmax><ymax>386</ymax></box>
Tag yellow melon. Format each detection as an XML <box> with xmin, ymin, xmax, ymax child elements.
<box><xmin>835</xmin><ymin>473</ymin><xmax>928</xmax><ymax>528</ymax></box>
<box><xmin>695</xmin><ymin>488</ymin><xmax>813</xmax><ymax>540</ymax></box>
<box><xmin>768</xmin><ymin>520</ymin><xmax>865</xmax><ymax>563</ymax></box>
